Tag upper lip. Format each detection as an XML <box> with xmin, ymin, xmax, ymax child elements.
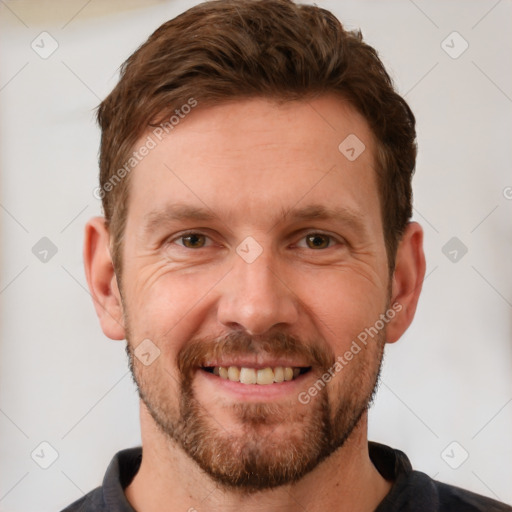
<box><xmin>201</xmin><ymin>357</ymin><xmax>312</xmax><ymax>369</ymax></box>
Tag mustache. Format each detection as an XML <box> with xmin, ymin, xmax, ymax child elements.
<box><xmin>177</xmin><ymin>330</ymin><xmax>335</xmax><ymax>381</ymax></box>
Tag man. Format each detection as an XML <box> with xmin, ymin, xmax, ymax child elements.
<box><xmin>62</xmin><ymin>0</ymin><xmax>511</xmax><ymax>510</ymax></box>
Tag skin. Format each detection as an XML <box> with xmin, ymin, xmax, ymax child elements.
<box><xmin>84</xmin><ymin>95</ymin><xmax>425</xmax><ymax>512</ymax></box>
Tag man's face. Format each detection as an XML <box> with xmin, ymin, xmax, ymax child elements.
<box><xmin>119</xmin><ymin>96</ymin><xmax>391</xmax><ymax>490</ymax></box>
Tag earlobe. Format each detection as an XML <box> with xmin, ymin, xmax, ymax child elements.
<box><xmin>83</xmin><ymin>216</ymin><xmax>126</xmax><ymax>340</ymax></box>
<box><xmin>386</xmin><ymin>222</ymin><xmax>426</xmax><ymax>343</ymax></box>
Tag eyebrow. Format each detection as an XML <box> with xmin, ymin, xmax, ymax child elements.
<box><xmin>142</xmin><ymin>204</ymin><xmax>218</xmax><ymax>235</ymax></box>
<box><xmin>281</xmin><ymin>204</ymin><xmax>366</xmax><ymax>232</ymax></box>
<box><xmin>142</xmin><ymin>203</ymin><xmax>367</xmax><ymax>236</ymax></box>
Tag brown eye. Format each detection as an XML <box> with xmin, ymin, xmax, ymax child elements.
<box><xmin>305</xmin><ymin>233</ymin><xmax>331</xmax><ymax>249</ymax></box>
<box><xmin>180</xmin><ymin>233</ymin><xmax>207</xmax><ymax>248</ymax></box>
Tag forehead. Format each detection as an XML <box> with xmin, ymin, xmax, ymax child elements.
<box><xmin>126</xmin><ymin>96</ymin><xmax>382</xmax><ymax>234</ymax></box>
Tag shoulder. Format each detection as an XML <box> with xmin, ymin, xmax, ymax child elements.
<box><xmin>378</xmin><ymin>469</ymin><xmax>512</xmax><ymax>512</ymax></box>
<box><xmin>58</xmin><ymin>447</ymin><xmax>141</xmax><ymax>512</ymax></box>
<box><xmin>59</xmin><ymin>486</ymin><xmax>105</xmax><ymax>512</ymax></box>
<box><xmin>370</xmin><ymin>443</ymin><xmax>511</xmax><ymax>512</ymax></box>
<box><xmin>433</xmin><ymin>479</ymin><xmax>512</xmax><ymax>512</ymax></box>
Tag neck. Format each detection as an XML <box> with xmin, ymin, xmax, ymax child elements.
<box><xmin>125</xmin><ymin>404</ymin><xmax>392</xmax><ymax>512</ymax></box>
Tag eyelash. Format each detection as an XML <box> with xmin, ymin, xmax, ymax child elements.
<box><xmin>169</xmin><ymin>231</ymin><xmax>343</xmax><ymax>250</ymax></box>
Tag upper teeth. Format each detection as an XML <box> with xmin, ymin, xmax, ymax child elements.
<box><xmin>212</xmin><ymin>366</ymin><xmax>301</xmax><ymax>385</ymax></box>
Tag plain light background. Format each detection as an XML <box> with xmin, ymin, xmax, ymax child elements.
<box><xmin>1</xmin><ymin>0</ymin><xmax>511</xmax><ymax>510</ymax></box>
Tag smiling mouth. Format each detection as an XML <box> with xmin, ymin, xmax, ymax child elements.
<box><xmin>201</xmin><ymin>366</ymin><xmax>311</xmax><ymax>385</ymax></box>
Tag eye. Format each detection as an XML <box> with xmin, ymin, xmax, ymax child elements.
<box><xmin>297</xmin><ymin>233</ymin><xmax>339</xmax><ymax>250</ymax></box>
<box><xmin>305</xmin><ymin>233</ymin><xmax>331</xmax><ymax>249</ymax></box>
<box><xmin>173</xmin><ymin>232</ymin><xmax>210</xmax><ymax>249</ymax></box>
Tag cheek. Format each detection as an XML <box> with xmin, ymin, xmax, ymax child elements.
<box><xmin>122</xmin><ymin>264</ymin><xmax>222</xmax><ymax>350</ymax></box>
<box><xmin>295</xmin><ymin>267</ymin><xmax>388</xmax><ymax>352</ymax></box>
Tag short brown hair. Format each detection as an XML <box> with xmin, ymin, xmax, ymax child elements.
<box><xmin>97</xmin><ymin>0</ymin><xmax>416</xmax><ymax>275</ymax></box>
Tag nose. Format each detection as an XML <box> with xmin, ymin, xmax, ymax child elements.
<box><xmin>216</xmin><ymin>248</ymin><xmax>299</xmax><ymax>335</ymax></box>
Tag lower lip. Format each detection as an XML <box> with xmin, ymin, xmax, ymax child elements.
<box><xmin>196</xmin><ymin>369</ymin><xmax>310</xmax><ymax>401</ymax></box>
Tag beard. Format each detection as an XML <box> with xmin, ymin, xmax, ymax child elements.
<box><xmin>126</xmin><ymin>324</ymin><xmax>385</xmax><ymax>493</ymax></box>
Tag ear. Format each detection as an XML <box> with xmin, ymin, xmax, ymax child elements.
<box><xmin>386</xmin><ymin>222</ymin><xmax>426</xmax><ymax>343</ymax></box>
<box><xmin>83</xmin><ymin>216</ymin><xmax>126</xmax><ymax>340</ymax></box>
